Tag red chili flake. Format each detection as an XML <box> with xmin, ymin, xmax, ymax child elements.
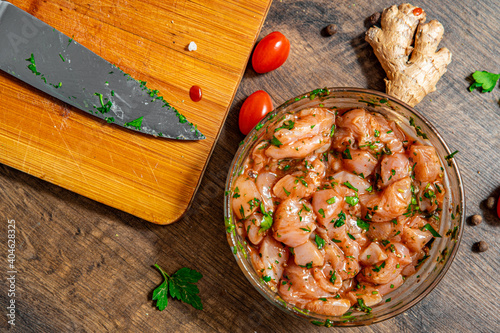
<box><xmin>413</xmin><ymin>7</ymin><xmax>423</xmax><ymax>16</ymax></box>
<box><xmin>189</xmin><ymin>85</ymin><xmax>202</xmax><ymax>102</ymax></box>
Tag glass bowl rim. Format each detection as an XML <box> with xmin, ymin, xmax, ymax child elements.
<box><xmin>224</xmin><ymin>87</ymin><xmax>465</xmax><ymax>326</ymax></box>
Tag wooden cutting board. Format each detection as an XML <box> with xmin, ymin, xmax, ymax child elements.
<box><xmin>0</xmin><ymin>0</ymin><xmax>272</xmax><ymax>224</ymax></box>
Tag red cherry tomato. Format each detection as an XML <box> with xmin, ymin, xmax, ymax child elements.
<box><xmin>497</xmin><ymin>196</ymin><xmax>500</xmax><ymax>219</ymax></box>
<box><xmin>238</xmin><ymin>90</ymin><xmax>273</xmax><ymax>135</ymax></box>
<box><xmin>252</xmin><ymin>31</ymin><xmax>290</xmax><ymax>74</ymax></box>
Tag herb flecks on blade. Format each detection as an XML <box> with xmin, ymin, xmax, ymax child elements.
<box><xmin>124</xmin><ymin>117</ymin><xmax>144</xmax><ymax>130</ymax></box>
<box><xmin>152</xmin><ymin>264</ymin><xmax>203</xmax><ymax>311</ymax></box>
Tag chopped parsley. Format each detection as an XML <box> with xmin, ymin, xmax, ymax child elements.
<box><xmin>259</xmin><ymin>203</ymin><xmax>274</xmax><ymax>232</ymax></box>
<box><xmin>409</xmin><ymin>117</ymin><xmax>428</xmax><ymax>140</ymax></box>
<box><xmin>327</xmin><ymin>197</ymin><xmax>336</xmax><ymax>204</ymax></box>
<box><xmin>372</xmin><ymin>261</ymin><xmax>386</xmax><ymax>272</ymax></box>
<box><xmin>343</xmin><ymin>181</ymin><xmax>358</xmax><ymax>192</ymax></box>
<box><xmin>356</xmin><ymin>218</ymin><xmax>370</xmax><ymax>231</ymax></box>
<box><xmin>333</xmin><ymin>211</ymin><xmax>346</xmax><ymax>227</ymax></box>
<box><xmin>421</xmin><ymin>223</ymin><xmax>442</xmax><ymax>237</ymax></box>
<box><xmin>274</xmin><ymin>120</ymin><xmax>295</xmax><ymax>132</ymax></box>
<box><xmin>444</xmin><ymin>150</ymin><xmax>459</xmax><ymax>166</ymax></box>
<box><xmin>345</xmin><ymin>194</ymin><xmax>359</xmax><ymax>206</ymax></box>
<box><xmin>315</xmin><ymin>235</ymin><xmax>325</xmax><ymax>250</ymax></box>
<box><xmin>271</xmin><ymin>135</ymin><xmax>283</xmax><ymax>147</ymax></box>
<box><xmin>342</xmin><ymin>148</ymin><xmax>352</xmax><ymax>160</ymax></box>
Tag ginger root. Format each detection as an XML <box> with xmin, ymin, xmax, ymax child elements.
<box><xmin>365</xmin><ymin>4</ymin><xmax>452</xmax><ymax>106</ymax></box>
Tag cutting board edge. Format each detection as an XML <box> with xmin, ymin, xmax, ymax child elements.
<box><xmin>171</xmin><ymin>0</ymin><xmax>273</xmax><ymax>225</ymax></box>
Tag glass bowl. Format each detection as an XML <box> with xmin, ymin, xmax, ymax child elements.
<box><xmin>224</xmin><ymin>88</ymin><xmax>464</xmax><ymax>327</ymax></box>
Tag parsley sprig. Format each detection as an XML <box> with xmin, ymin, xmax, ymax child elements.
<box><xmin>152</xmin><ymin>264</ymin><xmax>203</xmax><ymax>311</ymax></box>
<box><xmin>469</xmin><ymin>71</ymin><xmax>500</xmax><ymax>93</ymax></box>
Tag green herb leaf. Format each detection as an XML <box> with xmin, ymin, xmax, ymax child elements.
<box><xmin>330</xmin><ymin>124</ymin><xmax>336</xmax><ymax>137</ymax></box>
<box><xmin>271</xmin><ymin>135</ymin><xmax>283</xmax><ymax>147</ymax></box>
<box><xmin>318</xmin><ymin>208</ymin><xmax>326</xmax><ymax>218</ymax></box>
<box><xmin>152</xmin><ymin>264</ymin><xmax>170</xmax><ymax>311</ymax></box>
<box><xmin>333</xmin><ymin>211</ymin><xmax>346</xmax><ymax>227</ymax></box>
<box><xmin>356</xmin><ymin>218</ymin><xmax>370</xmax><ymax>231</ymax></box>
<box><xmin>421</xmin><ymin>223</ymin><xmax>442</xmax><ymax>238</ymax></box>
<box><xmin>469</xmin><ymin>71</ymin><xmax>500</xmax><ymax>93</ymax></box>
<box><xmin>444</xmin><ymin>150</ymin><xmax>459</xmax><ymax>166</ymax></box>
<box><xmin>345</xmin><ymin>194</ymin><xmax>359</xmax><ymax>206</ymax></box>
<box><xmin>168</xmin><ymin>267</ymin><xmax>204</xmax><ymax>310</ymax></box>
<box><xmin>372</xmin><ymin>261</ymin><xmax>386</xmax><ymax>272</ymax></box>
<box><xmin>326</xmin><ymin>197</ymin><xmax>336</xmax><ymax>205</ymax></box>
<box><xmin>283</xmin><ymin>187</ymin><xmax>291</xmax><ymax>196</ymax></box>
<box><xmin>274</xmin><ymin>120</ymin><xmax>295</xmax><ymax>132</ymax></box>
<box><xmin>347</xmin><ymin>232</ymin><xmax>355</xmax><ymax>240</ymax></box>
<box><xmin>259</xmin><ymin>203</ymin><xmax>274</xmax><ymax>232</ymax></box>
<box><xmin>357</xmin><ymin>298</ymin><xmax>372</xmax><ymax>313</ymax></box>
<box><xmin>152</xmin><ymin>264</ymin><xmax>203</xmax><ymax>311</ymax></box>
<box><xmin>342</xmin><ymin>148</ymin><xmax>352</xmax><ymax>160</ymax></box>
<box><xmin>315</xmin><ymin>234</ymin><xmax>325</xmax><ymax>250</ymax></box>
<box><xmin>124</xmin><ymin>116</ymin><xmax>144</xmax><ymax>130</ymax></box>
<box><xmin>343</xmin><ymin>181</ymin><xmax>358</xmax><ymax>192</ymax></box>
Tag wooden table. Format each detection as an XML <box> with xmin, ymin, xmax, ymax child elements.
<box><xmin>1</xmin><ymin>0</ymin><xmax>499</xmax><ymax>331</ymax></box>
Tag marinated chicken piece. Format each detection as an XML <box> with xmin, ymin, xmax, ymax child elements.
<box><xmin>293</xmin><ymin>240</ymin><xmax>325</xmax><ymax>267</ymax></box>
<box><xmin>256</xmin><ymin>172</ymin><xmax>277</xmax><ymax>213</ymax></box>
<box><xmin>266</xmin><ymin>135</ymin><xmax>330</xmax><ymax>159</ymax></box>
<box><xmin>361</xmin><ymin>177</ymin><xmax>412</xmax><ymax>222</ymax></box>
<box><xmin>331</xmin><ymin>171</ymin><xmax>372</xmax><ymax>195</ymax></box>
<box><xmin>250</xmin><ymin>141</ymin><xmax>271</xmax><ymax>172</ymax></box>
<box><xmin>271</xmin><ymin>108</ymin><xmax>335</xmax><ymax>145</ymax></box>
<box><xmin>376</xmin><ymin>274</ymin><xmax>405</xmax><ymax>295</ymax></box>
<box><xmin>359</xmin><ymin>242</ymin><xmax>388</xmax><ymax>266</ymax></box>
<box><xmin>251</xmin><ymin>235</ymin><xmax>289</xmax><ymax>287</ymax></box>
<box><xmin>372</xmin><ymin>113</ymin><xmax>406</xmax><ymax>154</ymax></box>
<box><xmin>279</xmin><ymin>262</ymin><xmax>334</xmax><ymax>307</ymax></box>
<box><xmin>379</xmin><ymin>153</ymin><xmax>410</xmax><ymax>187</ymax></box>
<box><xmin>313</xmin><ymin>266</ymin><xmax>343</xmax><ymax>294</ymax></box>
<box><xmin>304</xmin><ymin>298</ymin><xmax>351</xmax><ymax>316</ymax></box>
<box><xmin>232</xmin><ymin>175</ymin><xmax>262</xmax><ymax>219</ymax></box>
<box><xmin>366</xmin><ymin>220</ymin><xmax>404</xmax><ymax>241</ymax></box>
<box><xmin>273</xmin><ymin>198</ymin><xmax>316</xmax><ymax>247</ymax></box>
<box><xmin>337</xmin><ymin>109</ymin><xmax>387</xmax><ymax>152</ymax></box>
<box><xmin>342</xmin><ymin>149</ymin><xmax>378</xmax><ymax>177</ymax></box>
<box><xmin>408</xmin><ymin>145</ymin><xmax>442</xmax><ymax>182</ymax></box>
<box><xmin>233</xmin><ymin>107</ymin><xmax>445</xmax><ymax>317</ymax></box>
<box><xmin>244</xmin><ymin>213</ymin><xmax>266</xmax><ymax>245</ymax></box>
<box><xmin>312</xmin><ymin>189</ymin><xmax>345</xmax><ymax>227</ymax></box>
<box><xmin>273</xmin><ymin>174</ymin><xmax>314</xmax><ymax>200</ymax></box>
<box><xmin>402</xmin><ymin>227</ymin><xmax>433</xmax><ymax>252</ymax></box>
<box><xmin>416</xmin><ymin>181</ymin><xmax>445</xmax><ymax>212</ymax></box>
<box><xmin>266</xmin><ymin>108</ymin><xmax>335</xmax><ymax>159</ymax></box>
<box><xmin>346</xmin><ymin>285</ymin><xmax>383</xmax><ymax>307</ymax></box>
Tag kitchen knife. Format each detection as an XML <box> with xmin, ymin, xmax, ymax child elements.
<box><xmin>0</xmin><ymin>1</ymin><xmax>205</xmax><ymax>140</ymax></box>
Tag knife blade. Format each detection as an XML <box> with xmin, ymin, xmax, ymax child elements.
<box><xmin>0</xmin><ymin>1</ymin><xmax>205</xmax><ymax>140</ymax></box>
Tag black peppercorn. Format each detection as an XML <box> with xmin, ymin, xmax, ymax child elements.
<box><xmin>473</xmin><ymin>241</ymin><xmax>489</xmax><ymax>252</ymax></box>
<box><xmin>486</xmin><ymin>196</ymin><xmax>495</xmax><ymax>209</ymax></box>
<box><xmin>470</xmin><ymin>214</ymin><xmax>482</xmax><ymax>226</ymax></box>
<box><xmin>368</xmin><ymin>12</ymin><xmax>381</xmax><ymax>26</ymax></box>
<box><xmin>325</xmin><ymin>24</ymin><xmax>338</xmax><ymax>36</ymax></box>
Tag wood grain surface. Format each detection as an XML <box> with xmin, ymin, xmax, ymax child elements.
<box><xmin>0</xmin><ymin>0</ymin><xmax>271</xmax><ymax>224</ymax></box>
<box><xmin>1</xmin><ymin>0</ymin><xmax>499</xmax><ymax>332</ymax></box>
